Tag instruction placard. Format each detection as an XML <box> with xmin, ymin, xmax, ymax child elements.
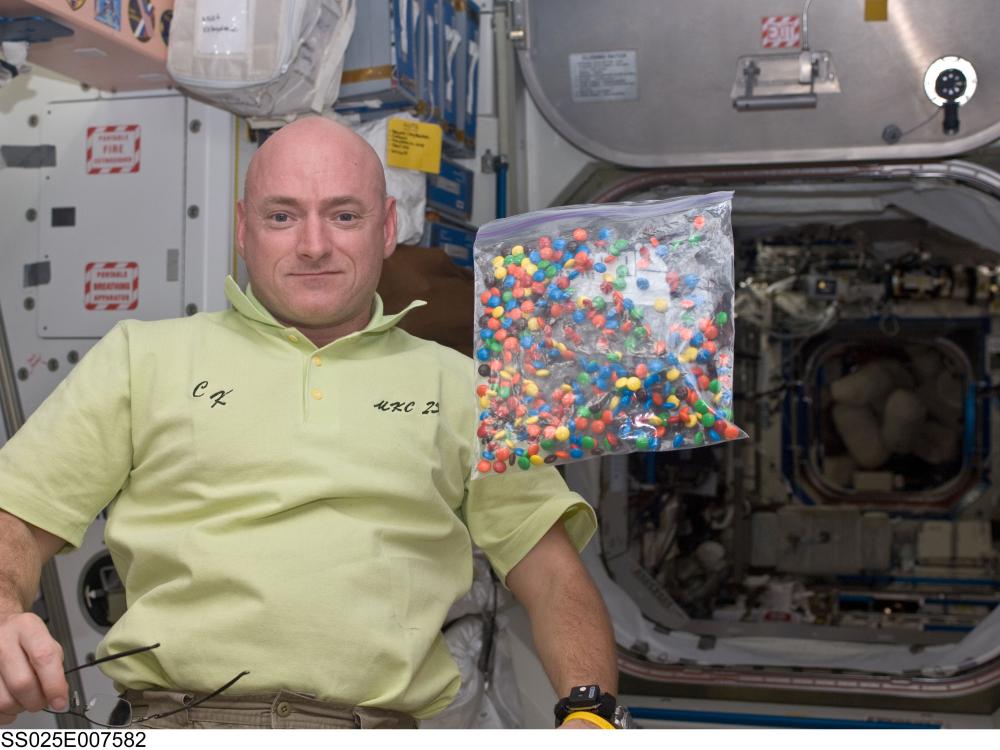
<box><xmin>386</xmin><ymin>118</ymin><xmax>443</xmax><ymax>174</ymax></box>
<box><xmin>569</xmin><ymin>50</ymin><xmax>638</xmax><ymax>103</ymax></box>
<box><xmin>84</xmin><ymin>262</ymin><xmax>139</xmax><ymax>311</ymax></box>
<box><xmin>86</xmin><ymin>124</ymin><xmax>141</xmax><ymax>175</ymax></box>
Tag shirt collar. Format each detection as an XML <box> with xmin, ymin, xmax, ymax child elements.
<box><xmin>224</xmin><ymin>276</ymin><xmax>426</xmax><ymax>340</ymax></box>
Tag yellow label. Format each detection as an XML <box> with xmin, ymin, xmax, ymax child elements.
<box><xmin>864</xmin><ymin>0</ymin><xmax>888</xmax><ymax>21</ymax></box>
<box><xmin>386</xmin><ymin>118</ymin><xmax>442</xmax><ymax>174</ymax></box>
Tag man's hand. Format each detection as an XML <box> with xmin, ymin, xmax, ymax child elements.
<box><xmin>0</xmin><ymin>612</ymin><xmax>68</xmax><ymax>723</ymax></box>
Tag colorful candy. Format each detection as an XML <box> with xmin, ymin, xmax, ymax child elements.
<box><xmin>472</xmin><ymin>193</ymin><xmax>745</xmax><ymax>476</ymax></box>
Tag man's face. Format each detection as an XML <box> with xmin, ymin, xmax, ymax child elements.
<box><xmin>236</xmin><ymin>124</ymin><xmax>397</xmax><ymax>335</ymax></box>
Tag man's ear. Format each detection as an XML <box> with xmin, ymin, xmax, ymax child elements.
<box><xmin>235</xmin><ymin>200</ymin><xmax>247</xmax><ymax>259</ymax></box>
<box><xmin>382</xmin><ymin>195</ymin><xmax>398</xmax><ymax>260</ymax></box>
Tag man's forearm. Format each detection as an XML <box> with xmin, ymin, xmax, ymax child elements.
<box><xmin>0</xmin><ymin>511</ymin><xmax>45</xmax><ymax>614</ymax></box>
<box><xmin>520</xmin><ymin>555</ymin><xmax>618</xmax><ymax>695</ymax></box>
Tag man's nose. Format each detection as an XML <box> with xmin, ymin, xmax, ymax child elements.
<box><xmin>296</xmin><ymin>213</ymin><xmax>331</xmax><ymax>259</ymax></box>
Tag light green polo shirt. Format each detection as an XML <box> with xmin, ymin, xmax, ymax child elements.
<box><xmin>0</xmin><ymin>278</ymin><xmax>596</xmax><ymax>719</ymax></box>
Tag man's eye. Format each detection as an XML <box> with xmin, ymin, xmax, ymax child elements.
<box><xmin>271</xmin><ymin>212</ymin><xmax>291</xmax><ymax>223</ymax></box>
<box><xmin>336</xmin><ymin>212</ymin><xmax>359</xmax><ymax>222</ymax></box>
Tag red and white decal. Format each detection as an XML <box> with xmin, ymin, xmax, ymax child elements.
<box><xmin>86</xmin><ymin>124</ymin><xmax>141</xmax><ymax>175</ymax></box>
<box><xmin>84</xmin><ymin>262</ymin><xmax>139</xmax><ymax>311</ymax></box>
<box><xmin>761</xmin><ymin>15</ymin><xmax>801</xmax><ymax>48</ymax></box>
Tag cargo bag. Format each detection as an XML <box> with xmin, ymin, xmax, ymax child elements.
<box><xmin>167</xmin><ymin>0</ymin><xmax>356</xmax><ymax>126</ymax></box>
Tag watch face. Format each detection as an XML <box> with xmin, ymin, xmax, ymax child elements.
<box><xmin>567</xmin><ymin>684</ymin><xmax>601</xmax><ymax>710</ymax></box>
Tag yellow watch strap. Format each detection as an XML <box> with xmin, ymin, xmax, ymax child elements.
<box><xmin>562</xmin><ymin>710</ymin><xmax>616</xmax><ymax>729</ymax></box>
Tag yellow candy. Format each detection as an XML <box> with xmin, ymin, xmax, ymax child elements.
<box><xmin>684</xmin><ymin>347</ymin><xmax>699</xmax><ymax>361</ymax></box>
<box><xmin>686</xmin><ymin>414</ymin><xmax>698</xmax><ymax>428</ymax></box>
<box><xmin>627</xmin><ymin>377</ymin><xmax>642</xmax><ymax>391</ymax></box>
<box><xmin>610</xmin><ymin>396</ymin><xmax>620</xmax><ymax>409</ymax></box>
<box><xmin>525</xmin><ymin>415</ymin><xmax>539</xmax><ymax>424</ymax></box>
<box><xmin>714</xmin><ymin>392</ymin><xmax>724</xmax><ymax>403</ymax></box>
<box><xmin>654</xmin><ymin>298</ymin><xmax>669</xmax><ymax>312</ymax></box>
<box><xmin>536</xmin><ymin>369</ymin><xmax>551</xmax><ymax>378</ymax></box>
<box><xmin>615</xmin><ymin>377</ymin><xmax>629</xmax><ymax>390</ymax></box>
<box><xmin>561</xmin><ymin>383</ymin><xmax>573</xmax><ymax>392</ymax></box>
<box><xmin>527</xmin><ymin>317</ymin><xmax>540</xmax><ymax>331</ymax></box>
<box><xmin>666</xmin><ymin>368</ymin><xmax>680</xmax><ymax>381</ymax></box>
<box><xmin>494</xmin><ymin>431</ymin><xmax>506</xmax><ymax>440</ymax></box>
<box><xmin>512</xmin><ymin>245</ymin><xmax>524</xmax><ymax>255</ymax></box>
<box><xmin>649</xmin><ymin>416</ymin><xmax>663</xmax><ymax>427</ymax></box>
<box><xmin>603</xmin><ymin>274</ymin><xmax>615</xmax><ymax>283</ymax></box>
<box><xmin>555</xmin><ymin>342</ymin><xmax>567</xmax><ymax>352</ymax></box>
<box><xmin>524</xmin><ymin>383</ymin><xmax>539</xmax><ymax>397</ymax></box>
<box><xmin>577</xmin><ymin>296</ymin><xmax>590</xmax><ymax>309</ymax></box>
<box><xmin>479</xmin><ymin>396</ymin><xmax>490</xmax><ymax>408</ymax></box>
<box><xmin>505</xmin><ymin>439</ymin><xmax>515</xmax><ymax>449</ymax></box>
<box><xmin>492</xmin><ymin>255</ymin><xmax>504</xmax><ymax>266</ymax></box>
<box><xmin>499</xmin><ymin>370</ymin><xmax>513</xmax><ymax>379</ymax></box>
<box><xmin>530</xmin><ymin>455</ymin><xmax>544</xmax><ymax>465</ymax></box>
<box><xmin>667</xmin><ymin>395</ymin><xmax>680</xmax><ymax>407</ymax></box>
<box><xmin>554</xmin><ymin>426</ymin><xmax>570</xmax><ymax>441</ymax></box>
<box><xmin>495</xmin><ymin>267</ymin><xmax>507</xmax><ymax>279</ymax></box>
<box><xmin>564</xmin><ymin>259</ymin><xmax>576</xmax><ymax>269</ymax></box>
<box><xmin>492</xmin><ymin>306</ymin><xmax>505</xmax><ymax>318</ymax></box>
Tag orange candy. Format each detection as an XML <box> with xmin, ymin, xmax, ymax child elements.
<box><xmin>572</xmin><ymin>228</ymin><xmax>588</xmax><ymax>241</ymax></box>
<box><xmin>477</xmin><ymin>460</ymin><xmax>492</xmax><ymax>474</ymax></box>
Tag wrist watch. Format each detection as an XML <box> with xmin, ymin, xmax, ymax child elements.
<box><xmin>554</xmin><ymin>684</ymin><xmax>634</xmax><ymax>729</ymax></box>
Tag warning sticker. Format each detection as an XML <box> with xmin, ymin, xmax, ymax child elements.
<box><xmin>84</xmin><ymin>262</ymin><xmax>139</xmax><ymax>311</ymax></box>
<box><xmin>569</xmin><ymin>50</ymin><xmax>638</xmax><ymax>103</ymax></box>
<box><xmin>386</xmin><ymin>118</ymin><xmax>442</xmax><ymax>174</ymax></box>
<box><xmin>761</xmin><ymin>16</ymin><xmax>801</xmax><ymax>48</ymax></box>
<box><xmin>86</xmin><ymin>125</ymin><xmax>141</xmax><ymax>175</ymax></box>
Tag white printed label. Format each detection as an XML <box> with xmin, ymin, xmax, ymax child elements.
<box><xmin>196</xmin><ymin>0</ymin><xmax>249</xmax><ymax>56</ymax></box>
<box><xmin>569</xmin><ymin>50</ymin><xmax>638</xmax><ymax>103</ymax></box>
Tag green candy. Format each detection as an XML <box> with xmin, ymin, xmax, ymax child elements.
<box><xmin>499</xmin><ymin>386</ymin><xmax>511</xmax><ymax>398</ymax></box>
<box><xmin>634</xmin><ymin>326</ymin><xmax>648</xmax><ymax>339</ymax></box>
<box><xmin>577</xmin><ymin>372</ymin><xmax>591</xmax><ymax>386</ymax></box>
<box><xmin>635</xmin><ymin>435</ymin><xmax>650</xmax><ymax>451</ymax></box>
<box><xmin>716</xmin><ymin>311</ymin><xmax>729</xmax><ymax>325</ymax></box>
<box><xmin>701</xmin><ymin>414</ymin><xmax>716</xmax><ymax>428</ymax></box>
<box><xmin>539</xmin><ymin>260</ymin><xmax>551</xmax><ymax>270</ymax></box>
<box><xmin>545</xmin><ymin>265</ymin><xmax>558</xmax><ymax>278</ymax></box>
<box><xmin>502</xmin><ymin>291</ymin><xmax>513</xmax><ymax>302</ymax></box>
<box><xmin>577</xmin><ymin>406</ymin><xmax>593</xmax><ymax>418</ymax></box>
<box><xmin>695</xmin><ymin>400</ymin><xmax>709</xmax><ymax>414</ymax></box>
<box><xmin>616</xmin><ymin>265</ymin><xmax>628</xmax><ymax>277</ymax></box>
<box><xmin>709</xmin><ymin>379</ymin><xmax>721</xmax><ymax>394</ymax></box>
<box><xmin>540</xmin><ymin>439</ymin><xmax>555</xmax><ymax>451</ymax></box>
<box><xmin>581</xmin><ymin>436</ymin><xmax>596</xmax><ymax>450</ymax></box>
<box><xmin>630</xmin><ymin>307</ymin><xmax>645</xmax><ymax>320</ymax></box>
<box><xmin>613</xmin><ymin>278</ymin><xmax>627</xmax><ymax>291</ymax></box>
<box><xmin>607</xmin><ymin>352</ymin><xmax>622</xmax><ymax>362</ymax></box>
<box><xmin>688</xmin><ymin>234</ymin><xmax>702</xmax><ymax>244</ymax></box>
<box><xmin>694</xmin><ymin>432</ymin><xmax>705</xmax><ymax>445</ymax></box>
<box><xmin>624</xmin><ymin>336</ymin><xmax>637</xmax><ymax>351</ymax></box>
<box><xmin>517</xmin><ymin>456</ymin><xmax>531</xmax><ymax>470</ymax></box>
<box><xmin>489</xmin><ymin>340</ymin><xmax>503</xmax><ymax>352</ymax></box>
<box><xmin>593</xmin><ymin>297</ymin><xmax>606</xmax><ymax>310</ymax></box>
<box><xmin>613</xmin><ymin>239</ymin><xmax>629</xmax><ymax>251</ymax></box>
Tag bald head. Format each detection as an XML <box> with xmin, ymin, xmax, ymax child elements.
<box><xmin>244</xmin><ymin>116</ymin><xmax>387</xmax><ymax>202</ymax></box>
<box><xmin>235</xmin><ymin>115</ymin><xmax>399</xmax><ymax>347</ymax></box>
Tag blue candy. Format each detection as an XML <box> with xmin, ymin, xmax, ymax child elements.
<box><xmin>476</xmin><ymin>347</ymin><xmax>490</xmax><ymax>361</ymax></box>
<box><xmin>673</xmin><ymin>434</ymin><xmax>684</xmax><ymax>448</ymax></box>
<box><xmin>594</xmin><ymin>262</ymin><xmax>607</xmax><ymax>273</ymax></box>
<box><xmin>636</xmin><ymin>278</ymin><xmax>650</xmax><ymax>291</ymax></box>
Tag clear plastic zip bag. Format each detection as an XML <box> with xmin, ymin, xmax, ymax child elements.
<box><xmin>472</xmin><ymin>191</ymin><xmax>747</xmax><ymax>478</ymax></box>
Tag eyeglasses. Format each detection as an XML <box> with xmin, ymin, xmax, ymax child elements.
<box><xmin>44</xmin><ymin>644</ymin><xmax>249</xmax><ymax>729</ymax></box>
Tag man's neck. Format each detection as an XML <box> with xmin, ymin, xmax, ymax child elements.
<box><xmin>278</xmin><ymin>307</ymin><xmax>373</xmax><ymax>349</ymax></box>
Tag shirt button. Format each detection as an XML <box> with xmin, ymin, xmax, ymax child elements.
<box><xmin>287</xmin><ymin>334</ymin><xmax>299</xmax><ymax>343</ymax></box>
<box><xmin>275</xmin><ymin>701</ymin><xmax>291</xmax><ymax>717</ymax></box>
<box><xmin>312</xmin><ymin>356</ymin><xmax>322</xmax><ymax>367</ymax></box>
<box><xmin>311</xmin><ymin>389</ymin><xmax>323</xmax><ymax>400</ymax></box>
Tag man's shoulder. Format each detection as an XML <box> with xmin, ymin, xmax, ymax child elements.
<box><xmin>388</xmin><ymin>328</ymin><xmax>473</xmax><ymax>373</ymax></box>
<box><xmin>118</xmin><ymin>309</ymin><xmax>236</xmax><ymax>340</ymax></box>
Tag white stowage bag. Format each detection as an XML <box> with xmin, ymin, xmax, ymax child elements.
<box><xmin>351</xmin><ymin>113</ymin><xmax>426</xmax><ymax>245</ymax></box>
<box><xmin>831</xmin><ymin>403</ymin><xmax>888</xmax><ymax>469</ymax></box>
<box><xmin>167</xmin><ymin>0</ymin><xmax>356</xmax><ymax>127</ymax></box>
